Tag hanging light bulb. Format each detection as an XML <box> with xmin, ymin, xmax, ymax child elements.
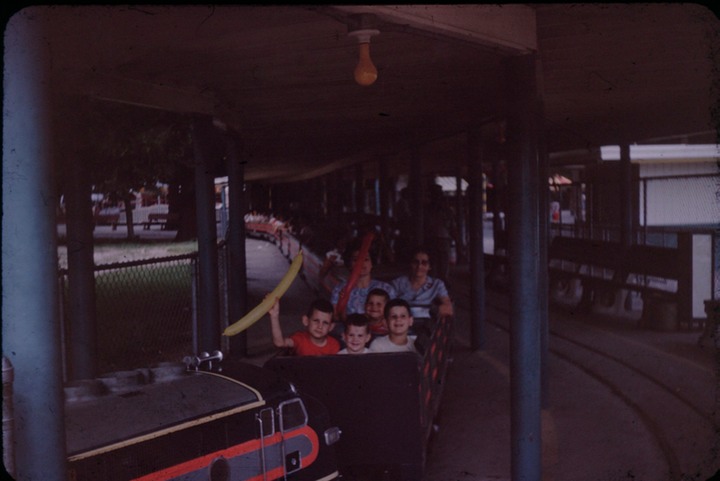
<box><xmin>348</xmin><ymin>29</ymin><xmax>380</xmax><ymax>87</ymax></box>
<box><xmin>355</xmin><ymin>42</ymin><xmax>377</xmax><ymax>86</ymax></box>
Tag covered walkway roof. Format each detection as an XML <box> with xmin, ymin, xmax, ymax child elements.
<box><xmin>37</xmin><ymin>4</ymin><xmax>718</xmax><ymax>182</ymax></box>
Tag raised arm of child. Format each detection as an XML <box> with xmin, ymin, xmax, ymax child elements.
<box><xmin>268</xmin><ymin>297</ymin><xmax>294</xmax><ymax>349</ymax></box>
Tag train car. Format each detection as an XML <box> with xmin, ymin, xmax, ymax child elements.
<box><xmin>65</xmin><ymin>351</ymin><xmax>340</xmax><ymax>481</ymax></box>
<box><xmin>265</xmin><ymin>314</ymin><xmax>454</xmax><ymax>481</ymax></box>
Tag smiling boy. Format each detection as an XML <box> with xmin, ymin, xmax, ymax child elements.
<box><xmin>368</xmin><ymin>298</ymin><xmax>417</xmax><ymax>353</ymax></box>
<box><xmin>268</xmin><ymin>297</ymin><xmax>340</xmax><ymax>356</ymax></box>
<box><xmin>337</xmin><ymin>314</ymin><xmax>372</xmax><ymax>355</ymax></box>
<box><xmin>364</xmin><ymin>288</ymin><xmax>390</xmax><ymax>337</ymax></box>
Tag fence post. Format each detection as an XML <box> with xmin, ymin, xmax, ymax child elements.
<box><xmin>219</xmin><ymin>244</ymin><xmax>230</xmax><ymax>354</ymax></box>
<box><xmin>225</xmin><ymin>131</ymin><xmax>249</xmax><ymax>357</ymax></box>
<box><xmin>191</xmin><ymin>115</ymin><xmax>222</xmax><ymax>353</ymax></box>
<box><xmin>192</xmin><ymin>258</ymin><xmax>199</xmax><ymax>355</ymax></box>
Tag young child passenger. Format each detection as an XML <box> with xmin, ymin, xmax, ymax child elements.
<box><xmin>368</xmin><ymin>298</ymin><xmax>417</xmax><ymax>353</ymax></box>
<box><xmin>330</xmin><ymin>237</ymin><xmax>396</xmax><ymax>322</ymax></box>
<box><xmin>364</xmin><ymin>288</ymin><xmax>390</xmax><ymax>337</ymax></box>
<box><xmin>268</xmin><ymin>297</ymin><xmax>340</xmax><ymax>356</ymax></box>
<box><xmin>337</xmin><ymin>314</ymin><xmax>372</xmax><ymax>355</ymax></box>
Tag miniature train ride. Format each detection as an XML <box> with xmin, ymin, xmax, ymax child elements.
<box><xmin>64</xmin><ymin>311</ymin><xmax>452</xmax><ymax>481</ymax></box>
<box><xmin>64</xmin><ymin>351</ymin><xmax>341</xmax><ymax>481</ymax></box>
<box><xmin>243</xmin><ymin>222</ymin><xmax>456</xmax><ymax>480</ymax></box>
<box><xmin>64</xmin><ymin>224</ymin><xmax>454</xmax><ymax>481</ymax></box>
<box><xmin>265</xmin><ymin>314</ymin><xmax>454</xmax><ymax>481</ymax></box>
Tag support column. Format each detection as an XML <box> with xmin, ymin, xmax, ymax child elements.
<box><xmin>505</xmin><ymin>53</ymin><xmax>542</xmax><ymax>481</ymax></box>
<box><xmin>321</xmin><ymin>176</ymin><xmax>329</xmax><ymax>217</ymax></box>
<box><xmin>379</xmin><ymin>159</ymin><xmax>392</xmax><ymax>261</ymax></box>
<box><xmin>355</xmin><ymin>163</ymin><xmax>364</xmax><ymax>216</ymax></box>
<box><xmin>2</xmin><ymin>9</ymin><xmax>67</xmax><ymax>480</ymax></box>
<box><xmin>225</xmin><ymin>131</ymin><xmax>248</xmax><ymax>357</ymax></box>
<box><xmin>492</xmin><ymin>149</ymin><xmax>507</xmax><ymax>254</ymax></box>
<box><xmin>191</xmin><ymin>115</ymin><xmax>221</xmax><ymax>354</ymax></box>
<box><xmin>455</xmin><ymin>158</ymin><xmax>467</xmax><ymax>264</ymax></box>
<box><xmin>538</xmin><ymin>121</ymin><xmax>550</xmax><ymax>409</ymax></box>
<box><xmin>620</xmin><ymin>143</ymin><xmax>633</xmax><ymax>247</ymax></box>
<box><xmin>326</xmin><ymin>170</ymin><xmax>341</xmax><ymax>224</ymax></box>
<box><xmin>410</xmin><ymin>149</ymin><xmax>424</xmax><ymax>247</ymax></box>
<box><xmin>467</xmin><ymin>128</ymin><xmax>485</xmax><ymax>350</ymax></box>
<box><xmin>63</xmin><ymin>101</ymin><xmax>98</xmax><ymax>380</ymax></box>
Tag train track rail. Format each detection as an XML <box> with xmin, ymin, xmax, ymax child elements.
<box><xmin>474</xmin><ymin>290</ymin><xmax>720</xmax><ymax>481</ymax></box>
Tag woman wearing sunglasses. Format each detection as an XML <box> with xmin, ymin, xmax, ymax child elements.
<box><xmin>390</xmin><ymin>246</ymin><xmax>454</xmax><ymax>334</ymax></box>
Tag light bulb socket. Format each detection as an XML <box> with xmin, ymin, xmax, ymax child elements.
<box><xmin>348</xmin><ymin>29</ymin><xmax>380</xmax><ymax>44</ymax></box>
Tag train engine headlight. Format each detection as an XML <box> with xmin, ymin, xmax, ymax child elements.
<box><xmin>324</xmin><ymin>426</ymin><xmax>342</xmax><ymax>445</ymax></box>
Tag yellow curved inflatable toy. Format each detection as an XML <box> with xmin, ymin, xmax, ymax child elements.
<box><xmin>223</xmin><ymin>251</ymin><xmax>304</xmax><ymax>337</ymax></box>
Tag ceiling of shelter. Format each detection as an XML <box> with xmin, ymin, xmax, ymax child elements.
<box><xmin>41</xmin><ymin>4</ymin><xmax>719</xmax><ymax>182</ymax></box>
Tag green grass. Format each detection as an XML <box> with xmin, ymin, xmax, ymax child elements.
<box><xmin>61</xmin><ymin>254</ymin><xmax>197</xmax><ymax>373</ymax></box>
<box><xmin>57</xmin><ymin>240</ymin><xmax>198</xmax><ymax>269</ymax></box>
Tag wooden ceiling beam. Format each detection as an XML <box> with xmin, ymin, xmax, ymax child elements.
<box><xmin>326</xmin><ymin>5</ymin><xmax>536</xmax><ymax>54</ymax></box>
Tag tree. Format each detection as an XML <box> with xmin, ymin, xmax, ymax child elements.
<box><xmin>58</xmin><ymin>100</ymin><xmax>196</xmax><ymax>240</ymax></box>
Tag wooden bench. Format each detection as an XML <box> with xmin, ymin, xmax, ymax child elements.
<box><xmin>264</xmin><ymin>314</ymin><xmax>454</xmax><ymax>481</ymax></box>
<box><xmin>143</xmin><ymin>213</ymin><xmax>178</xmax><ymax>230</ymax></box>
<box><xmin>93</xmin><ymin>213</ymin><xmax>119</xmax><ymax>230</ymax></box>
<box><xmin>623</xmin><ymin>244</ymin><xmax>681</xmax><ymax>298</ymax></box>
<box><xmin>622</xmin><ymin>243</ymin><xmax>692</xmax><ymax>329</ymax></box>
<box><xmin>548</xmin><ymin>237</ymin><xmax>625</xmax><ymax>308</ymax></box>
<box><xmin>548</xmin><ymin>236</ymin><xmax>696</xmax><ymax>329</ymax></box>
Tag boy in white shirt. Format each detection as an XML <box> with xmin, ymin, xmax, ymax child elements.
<box><xmin>368</xmin><ymin>298</ymin><xmax>417</xmax><ymax>353</ymax></box>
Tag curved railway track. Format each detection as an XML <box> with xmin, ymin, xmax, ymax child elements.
<box><xmin>475</xmin><ymin>290</ymin><xmax>720</xmax><ymax>481</ymax></box>
<box><xmin>444</xmin><ymin>278</ymin><xmax>720</xmax><ymax>481</ymax></box>
<box><xmin>242</xmin><ymin>232</ymin><xmax>719</xmax><ymax>480</ymax></box>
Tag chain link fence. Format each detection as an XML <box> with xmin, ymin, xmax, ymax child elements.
<box><xmin>59</xmin><ymin>251</ymin><xmax>208</xmax><ymax>375</ymax></box>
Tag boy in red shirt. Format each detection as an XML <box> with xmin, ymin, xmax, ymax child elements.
<box><xmin>268</xmin><ymin>297</ymin><xmax>340</xmax><ymax>356</ymax></box>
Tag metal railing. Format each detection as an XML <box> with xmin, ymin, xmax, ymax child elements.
<box><xmin>546</xmin><ymin>172</ymin><xmax>719</xmax><ymax>300</ymax></box>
